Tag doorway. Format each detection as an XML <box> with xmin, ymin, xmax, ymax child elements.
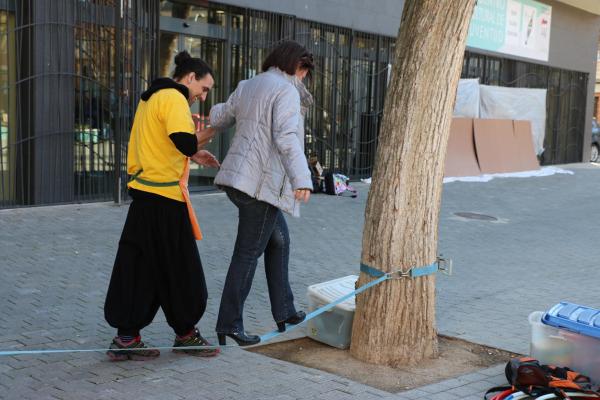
<box><xmin>159</xmin><ymin>1</ymin><xmax>228</xmax><ymax>189</ymax></box>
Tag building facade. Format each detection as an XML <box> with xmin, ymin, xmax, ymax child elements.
<box><xmin>0</xmin><ymin>0</ymin><xmax>598</xmax><ymax>207</ymax></box>
<box><xmin>595</xmin><ymin>41</ymin><xmax>600</xmax><ymax>121</ymax></box>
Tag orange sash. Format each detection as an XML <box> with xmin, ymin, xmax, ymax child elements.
<box><xmin>179</xmin><ymin>158</ymin><xmax>203</xmax><ymax>240</ymax></box>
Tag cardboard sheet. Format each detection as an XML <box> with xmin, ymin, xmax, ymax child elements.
<box><xmin>444</xmin><ymin>118</ymin><xmax>481</xmax><ymax>177</ymax></box>
<box><xmin>474</xmin><ymin>119</ymin><xmax>522</xmax><ymax>174</ymax></box>
<box><xmin>513</xmin><ymin>120</ymin><xmax>540</xmax><ymax>171</ymax></box>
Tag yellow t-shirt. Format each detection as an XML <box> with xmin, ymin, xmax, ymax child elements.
<box><xmin>127</xmin><ymin>88</ymin><xmax>195</xmax><ymax>202</ymax></box>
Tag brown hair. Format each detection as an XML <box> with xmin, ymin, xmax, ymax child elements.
<box><xmin>261</xmin><ymin>40</ymin><xmax>314</xmax><ymax>78</ymax></box>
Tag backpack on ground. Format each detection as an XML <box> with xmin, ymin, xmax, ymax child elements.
<box><xmin>323</xmin><ymin>172</ymin><xmax>357</xmax><ymax>197</ymax></box>
<box><xmin>484</xmin><ymin>357</ymin><xmax>600</xmax><ymax>400</ymax></box>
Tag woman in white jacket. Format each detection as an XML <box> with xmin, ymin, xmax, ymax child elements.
<box><xmin>210</xmin><ymin>41</ymin><xmax>314</xmax><ymax>346</ymax></box>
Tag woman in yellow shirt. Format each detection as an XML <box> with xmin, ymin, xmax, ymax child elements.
<box><xmin>104</xmin><ymin>51</ymin><xmax>220</xmax><ymax>360</ymax></box>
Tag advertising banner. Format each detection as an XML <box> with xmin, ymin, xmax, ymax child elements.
<box><xmin>467</xmin><ymin>0</ymin><xmax>552</xmax><ymax>62</ymax></box>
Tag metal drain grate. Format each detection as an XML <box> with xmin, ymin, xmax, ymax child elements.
<box><xmin>454</xmin><ymin>212</ymin><xmax>497</xmax><ymax>221</ymax></box>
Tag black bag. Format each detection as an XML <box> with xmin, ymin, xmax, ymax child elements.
<box><xmin>311</xmin><ymin>175</ymin><xmax>324</xmax><ymax>193</ymax></box>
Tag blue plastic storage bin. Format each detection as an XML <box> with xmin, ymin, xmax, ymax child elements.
<box><xmin>542</xmin><ymin>302</ymin><xmax>600</xmax><ymax>339</ymax></box>
<box><xmin>528</xmin><ymin>302</ymin><xmax>600</xmax><ymax>384</ymax></box>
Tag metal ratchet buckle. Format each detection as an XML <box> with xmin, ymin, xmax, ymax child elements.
<box><xmin>437</xmin><ymin>257</ymin><xmax>453</xmax><ymax>276</ymax></box>
<box><xmin>386</xmin><ymin>268</ymin><xmax>413</xmax><ymax>279</ymax></box>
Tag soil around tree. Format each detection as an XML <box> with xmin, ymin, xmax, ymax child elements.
<box><xmin>249</xmin><ymin>335</ymin><xmax>520</xmax><ymax>393</ymax></box>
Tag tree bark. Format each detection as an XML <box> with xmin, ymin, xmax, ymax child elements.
<box><xmin>349</xmin><ymin>0</ymin><xmax>476</xmax><ymax>367</ymax></box>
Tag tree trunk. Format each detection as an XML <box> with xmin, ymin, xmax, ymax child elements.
<box><xmin>349</xmin><ymin>0</ymin><xmax>476</xmax><ymax>367</ymax></box>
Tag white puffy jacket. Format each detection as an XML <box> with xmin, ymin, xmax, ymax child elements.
<box><xmin>210</xmin><ymin>67</ymin><xmax>313</xmax><ymax>217</ymax></box>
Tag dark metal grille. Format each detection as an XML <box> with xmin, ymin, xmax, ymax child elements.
<box><xmin>156</xmin><ymin>2</ymin><xmax>393</xmax><ymax>181</ymax></box>
<box><xmin>0</xmin><ymin>0</ymin><xmax>156</xmax><ymax>208</ymax></box>
<box><xmin>114</xmin><ymin>1</ymin><xmax>159</xmax><ymax>202</ymax></box>
<box><xmin>295</xmin><ymin>24</ymin><xmax>392</xmax><ymax>179</ymax></box>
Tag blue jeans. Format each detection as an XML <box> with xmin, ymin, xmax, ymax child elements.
<box><xmin>216</xmin><ymin>187</ymin><xmax>297</xmax><ymax>334</ymax></box>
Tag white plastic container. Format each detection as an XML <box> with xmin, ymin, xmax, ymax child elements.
<box><xmin>306</xmin><ymin>275</ymin><xmax>358</xmax><ymax>349</ymax></box>
<box><xmin>529</xmin><ymin>311</ymin><xmax>600</xmax><ymax>384</ymax></box>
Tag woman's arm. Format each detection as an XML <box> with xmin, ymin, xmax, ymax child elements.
<box><xmin>272</xmin><ymin>86</ymin><xmax>313</xmax><ymax>192</ymax></box>
<box><xmin>209</xmin><ymin>81</ymin><xmax>245</xmax><ymax>130</ymax></box>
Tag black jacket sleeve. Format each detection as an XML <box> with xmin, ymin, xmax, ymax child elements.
<box><xmin>169</xmin><ymin>132</ymin><xmax>198</xmax><ymax>157</ymax></box>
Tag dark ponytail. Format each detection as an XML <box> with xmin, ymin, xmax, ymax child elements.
<box><xmin>172</xmin><ymin>50</ymin><xmax>213</xmax><ymax>81</ymax></box>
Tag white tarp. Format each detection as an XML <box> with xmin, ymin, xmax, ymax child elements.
<box><xmin>361</xmin><ymin>167</ymin><xmax>573</xmax><ymax>185</ymax></box>
<box><xmin>453</xmin><ymin>79</ymin><xmax>480</xmax><ymax>118</ymax></box>
<box><xmin>479</xmin><ymin>85</ymin><xmax>547</xmax><ymax>155</ymax></box>
<box><xmin>442</xmin><ymin>166</ymin><xmax>572</xmax><ymax>183</ymax></box>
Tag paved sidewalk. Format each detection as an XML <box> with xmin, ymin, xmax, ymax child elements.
<box><xmin>1</xmin><ymin>163</ymin><xmax>599</xmax><ymax>399</ymax></box>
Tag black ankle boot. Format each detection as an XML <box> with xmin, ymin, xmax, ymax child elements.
<box><xmin>217</xmin><ymin>331</ymin><xmax>261</xmax><ymax>346</ymax></box>
<box><xmin>276</xmin><ymin>310</ymin><xmax>306</xmax><ymax>332</ymax></box>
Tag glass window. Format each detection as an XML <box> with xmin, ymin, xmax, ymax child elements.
<box><xmin>74</xmin><ymin>11</ymin><xmax>117</xmax><ymax>200</ymax></box>
<box><xmin>179</xmin><ymin>35</ymin><xmax>225</xmax><ymax>185</ymax></box>
<box><xmin>0</xmin><ymin>11</ymin><xmax>15</xmax><ymax>205</ymax></box>
<box><xmin>160</xmin><ymin>1</ymin><xmax>226</xmax><ymax>26</ymax></box>
<box><xmin>160</xmin><ymin>30</ymin><xmax>178</xmax><ymax>77</ymax></box>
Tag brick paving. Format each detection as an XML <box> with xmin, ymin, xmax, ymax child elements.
<box><xmin>0</xmin><ymin>163</ymin><xmax>598</xmax><ymax>399</ymax></box>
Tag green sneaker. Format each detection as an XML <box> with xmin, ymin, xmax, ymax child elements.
<box><xmin>173</xmin><ymin>328</ymin><xmax>220</xmax><ymax>357</ymax></box>
<box><xmin>106</xmin><ymin>336</ymin><xmax>160</xmax><ymax>361</ymax></box>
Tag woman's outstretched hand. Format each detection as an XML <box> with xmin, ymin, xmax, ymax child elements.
<box><xmin>295</xmin><ymin>189</ymin><xmax>311</xmax><ymax>203</ymax></box>
<box><xmin>191</xmin><ymin>150</ymin><xmax>220</xmax><ymax>168</ymax></box>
